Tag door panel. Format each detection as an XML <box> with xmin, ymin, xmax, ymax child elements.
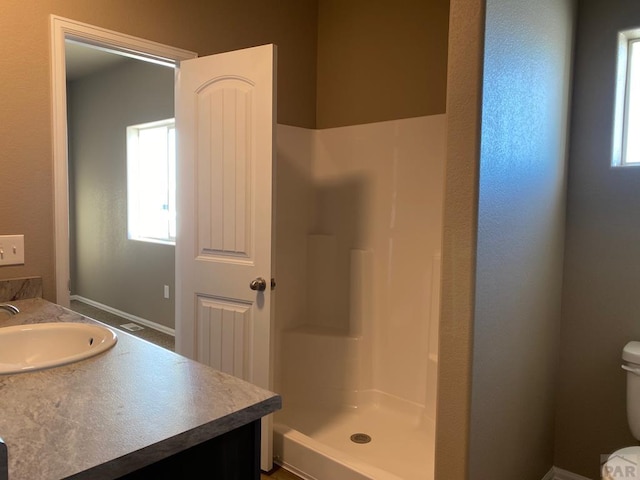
<box><xmin>176</xmin><ymin>44</ymin><xmax>276</xmax><ymax>472</ymax></box>
<box><xmin>196</xmin><ymin>79</ymin><xmax>253</xmax><ymax>257</ymax></box>
<box><xmin>195</xmin><ymin>296</ymin><xmax>252</xmax><ymax>380</ymax></box>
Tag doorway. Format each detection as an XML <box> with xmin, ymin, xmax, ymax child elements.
<box><xmin>50</xmin><ymin>14</ymin><xmax>196</xmax><ymax>308</ymax></box>
<box><xmin>65</xmin><ymin>41</ymin><xmax>177</xmax><ymax>334</ymax></box>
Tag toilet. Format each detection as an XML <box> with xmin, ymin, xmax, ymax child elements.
<box><xmin>602</xmin><ymin>342</ymin><xmax>640</xmax><ymax>480</ymax></box>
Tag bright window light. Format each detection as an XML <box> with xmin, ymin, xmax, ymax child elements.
<box><xmin>625</xmin><ymin>40</ymin><xmax>640</xmax><ymax>164</ymax></box>
<box><xmin>127</xmin><ymin>118</ymin><xmax>176</xmax><ymax>244</ymax></box>
<box><xmin>614</xmin><ymin>29</ymin><xmax>640</xmax><ymax>166</ymax></box>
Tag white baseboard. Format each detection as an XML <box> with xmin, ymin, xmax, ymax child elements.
<box><xmin>70</xmin><ymin>295</ymin><xmax>175</xmax><ymax>337</ymax></box>
<box><xmin>546</xmin><ymin>466</ymin><xmax>592</xmax><ymax>480</ymax></box>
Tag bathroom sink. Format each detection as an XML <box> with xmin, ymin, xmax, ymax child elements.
<box><xmin>0</xmin><ymin>322</ymin><xmax>117</xmax><ymax>374</ymax></box>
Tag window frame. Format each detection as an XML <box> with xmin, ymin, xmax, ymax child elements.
<box><xmin>613</xmin><ymin>28</ymin><xmax>640</xmax><ymax>167</ymax></box>
<box><xmin>126</xmin><ymin>118</ymin><xmax>176</xmax><ymax>245</ymax></box>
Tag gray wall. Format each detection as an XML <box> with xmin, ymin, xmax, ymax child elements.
<box><xmin>68</xmin><ymin>59</ymin><xmax>176</xmax><ymax>329</ymax></box>
<box><xmin>555</xmin><ymin>1</ymin><xmax>640</xmax><ymax>477</ymax></box>
<box><xmin>468</xmin><ymin>0</ymin><xmax>575</xmax><ymax>478</ymax></box>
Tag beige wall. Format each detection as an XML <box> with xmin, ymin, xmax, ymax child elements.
<box><xmin>555</xmin><ymin>1</ymin><xmax>640</xmax><ymax>477</ymax></box>
<box><xmin>316</xmin><ymin>0</ymin><xmax>449</xmax><ymax>128</ymax></box>
<box><xmin>68</xmin><ymin>59</ymin><xmax>176</xmax><ymax>329</ymax></box>
<box><xmin>434</xmin><ymin>0</ymin><xmax>484</xmax><ymax>477</ymax></box>
<box><xmin>0</xmin><ymin>0</ymin><xmax>318</xmax><ymax>300</ymax></box>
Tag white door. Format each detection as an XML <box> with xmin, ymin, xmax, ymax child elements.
<box><xmin>175</xmin><ymin>44</ymin><xmax>276</xmax><ymax>471</ymax></box>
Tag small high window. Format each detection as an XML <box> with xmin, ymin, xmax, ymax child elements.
<box><xmin>126</xmin><ymin>118</ymin><xmax>176</xmax><ymax>244</ymax></box>
<box><xmin>614</xmin><ymin>29</ymin><xmax>640</xmax><ymax>166</ymax></box>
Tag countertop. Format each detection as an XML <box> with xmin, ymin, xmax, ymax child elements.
<box><xmin>0</xmin><ymin>298</ymin><xmax>281</xmax><ymax>480</ymax></box>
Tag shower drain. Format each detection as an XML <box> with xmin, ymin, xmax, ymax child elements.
<box><xmin>350</xmin><ymin>433</ymin><xmax>372</xmax><ymax>444</ymax></box>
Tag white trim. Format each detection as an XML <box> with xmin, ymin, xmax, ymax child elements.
<box><xmin>550</xmin><ymin>466</ymin><xmax>592</xmax><ymax>480</ymax></box>
<box><xmin>50</xmin><ymin>15</ymin><xmax>196</xmax><ymax>306</ymax></box>
<box><xmin>70</xmin><ymin>295</ymin><xmax>175</xmax><ymax>337</ymax></box>
<box><xmin>613</xmin><ymin>28</ymin><xmax>640</xmax><ymax>167</ymax></box>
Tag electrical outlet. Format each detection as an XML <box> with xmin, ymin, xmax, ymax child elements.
<box><xmin>0</xmin><ymin>235</ymin><xmax>24</xmax><ymax>267</ymax></box>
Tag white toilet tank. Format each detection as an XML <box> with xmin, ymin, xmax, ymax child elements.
<box><xmin>623</xmin><ymin>341</ymin><xmax>640</xmax><ymax>440</ymax></box>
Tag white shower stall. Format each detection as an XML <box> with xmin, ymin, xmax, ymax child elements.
<box><xmin>273</xmin><ymin>114</ymin><xmax>445</xmax><ymax>480</ymax></box>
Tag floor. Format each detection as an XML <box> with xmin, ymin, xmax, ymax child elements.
<box><xmin>67</xmin><ymin>300</ymin><xmax>303</xmax><ymax>480</ymax></box>
<box><xmin>261</xmin><ymin>465</ymin><xmax>303</xmax><ymax>480</ymax></box>
<box><xmin>69</xmin><ymin>300</ymin><xmax>175</xmax><ymax>351</ymax></box>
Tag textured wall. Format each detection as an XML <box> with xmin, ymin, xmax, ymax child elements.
<box><xmin>0</xmin><ymin>0</ymin><xmax>318</xmax><ymax>300</ymax></box>
<box><xmin>469</xmin><ymin>0</ymin><xmax>575</xmax><ymax>478</ymax></box>
<box><xmin>316</xmin><ymin>0</ymin><xmax>449</xmax><ymax>128</ymax></box>
<box><xmin>434</xmin><ymin>0</ymin><xmax>484</xmax><ymax>477</ymax></box>
<box><xmin>555</xmin><ymin>1</ymin><xmax>640</xmax><ymax>477</ymax></box>
<box><xmin>68</xmin><ymin>59</ymin><xmax>176</xmax><ymax>329</ymax></box>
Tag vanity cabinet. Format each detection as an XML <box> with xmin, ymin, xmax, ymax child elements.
<box><xmin>122</xmin><ymin>420</ymin><xmax>260</xmax><ymax>480</ymax></box>
<box><xmin>0</xmin><ymin>298</ymin><xmax>280</xmax><ymax>480</ymax></box>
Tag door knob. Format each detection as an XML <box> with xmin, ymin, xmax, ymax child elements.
<box><xmin>250</xmin><ymin>277</ymin><xmax>267</xmax><ymax>291</ymax></box>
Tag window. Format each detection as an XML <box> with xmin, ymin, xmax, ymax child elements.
<box><xmin>127</xmin><ymin>118</ymin><xmax>176</xmax><ymax>244</ymax></box>
<box><xmin>614</xmin><ymin>29</ymin><xmax>640</xmax><ymax>166</ymax></box>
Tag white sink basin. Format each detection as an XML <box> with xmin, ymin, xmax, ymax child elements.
<box><xmin>0</xmin><ymin>322</ymin><xmax>117</xmax><ymax>374</ymax></box>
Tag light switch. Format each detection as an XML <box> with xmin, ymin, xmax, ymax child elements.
<box><xmin>0</xmin><ymin>235</ymin><xmax>24</xmax><ymax>267</ymax></box>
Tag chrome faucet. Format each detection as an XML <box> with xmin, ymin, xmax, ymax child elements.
<box><xmin>0</xmin><ymin>304</ymin><xmax>19</xmax><ymax>315</ymax></box>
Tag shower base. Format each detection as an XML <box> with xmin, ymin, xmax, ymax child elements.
<box><xmin>273</xmin><ymin>394</ymin><xmax>434</xmax><ymax>480</ymax></box>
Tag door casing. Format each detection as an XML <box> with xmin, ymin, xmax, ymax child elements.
<box><xmin>50</xmin><ymin>14</ymin><xmax>196</xmax><ymax>306</ymax></box>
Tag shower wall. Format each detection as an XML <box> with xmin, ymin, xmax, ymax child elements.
<box><xmin>275</xmin><ymin>114</ymin><xmax>445</xmax><ymax>413</ymax></box>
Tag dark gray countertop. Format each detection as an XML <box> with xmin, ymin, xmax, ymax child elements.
<box><xmin>0</xmin><ymin>298</ymin><xmax>281</xmax><ymax>479</ymax></box>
